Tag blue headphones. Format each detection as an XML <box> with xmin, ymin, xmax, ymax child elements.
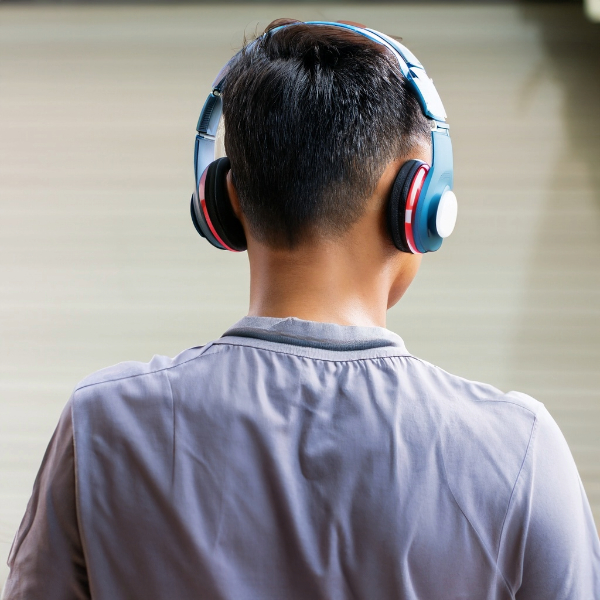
<box><xmin>190</xmin><ymin>21</ymin><xmax>457</xmax><ymax>254</ymax></box>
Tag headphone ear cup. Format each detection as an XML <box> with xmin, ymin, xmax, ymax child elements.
<box><xmin>202</xmin><ymin>157</ymin><xmax>247</xmax><ymax>252</ymax></box>
<box><xmin>387</xmin><ymin>160</ymin><xmax>426</xmax><ymax>253</ymax></box>
<box><xmin>190</xmin><ymin>193</ymin><xmax>207</xmax><ymax>239</ymax></box>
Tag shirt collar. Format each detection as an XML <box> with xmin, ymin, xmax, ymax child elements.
<box><xmin>221</xmin><ymin>316</ymin><xmax>407</xmax><ymax>353</ymax></box>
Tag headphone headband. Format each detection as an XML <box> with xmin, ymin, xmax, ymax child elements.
<box><xmin>296</xmin><ymin>22</ymin><xmax>447</xmax><ymax>122</ymax></box>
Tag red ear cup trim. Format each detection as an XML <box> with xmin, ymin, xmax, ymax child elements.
<box><xmin>404</xmin><ymin>164</ymin><xmax>429</xmax><ymax>254</ymax></box>
<box><xmin>199</xmin><ymin>167</ymin><xmax>240</xmax><ymax>253</ymax></box>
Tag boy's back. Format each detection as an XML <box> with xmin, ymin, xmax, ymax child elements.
<box><xmin>8</xmin><ymin>317</ymin><xmax>598</xmax><ymax>599</ymax></box>
<box><xmin>5</xmin><ymin>20</ymin><xmax>600</xmax><ymax>599</ymax></box>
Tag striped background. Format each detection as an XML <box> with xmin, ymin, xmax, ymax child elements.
<box><xmin>1</xmin><ymin>2</ymin><xmax>599</xmax><ymax>590</ymax></box>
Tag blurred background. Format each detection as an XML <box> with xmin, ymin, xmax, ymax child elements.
<box><xmin>1</xmin><ymin>0</ymin><xmax>599</xmax><ymax>590</ymax></box>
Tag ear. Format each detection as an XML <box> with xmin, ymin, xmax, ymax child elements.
<box><xmin>226</xmin><ymin>171</ymin><xmax>243</xmax><ymax>221</ymax></box>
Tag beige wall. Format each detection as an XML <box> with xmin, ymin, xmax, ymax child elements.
<box><xmin>1</xmin><ymin>3</ymin><xmax>599</xmax><ymax>590</ymax></box>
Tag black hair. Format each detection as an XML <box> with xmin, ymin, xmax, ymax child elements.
<box><xmin>222</xmin><ymin>18</ymin><xmax>431</xmax><ymax>248</ymax></box>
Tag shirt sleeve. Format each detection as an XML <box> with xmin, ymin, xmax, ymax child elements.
<box><xmin>506</xmin><ymin>405</ymin><xmax>600</xmax><ymax>599</ymax></box>
<box><xmin>3</xmin><ymin>398</ymin><xmax>90</xmax><ymax>600</ymax></box>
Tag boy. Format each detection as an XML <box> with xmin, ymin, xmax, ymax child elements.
<box><xmin>5</xmin><ymin>19</ymin><xmax>599</xmax><ymax>600</ymax></box>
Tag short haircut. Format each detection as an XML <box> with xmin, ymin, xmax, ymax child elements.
<box><xmin>222</xmin><ymin>19</ymin><xmax>431</xmax><ymax>248</ymax></box>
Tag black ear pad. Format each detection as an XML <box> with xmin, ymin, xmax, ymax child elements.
<box><xmin>386</xmin><ymin>159</ymin><xmax>427</xmax><ymax>253</ymax></box>
<box><xmin>203</xmin><ymin>157</ymin><xmax>247</xmax><ymax>252</ymax></box>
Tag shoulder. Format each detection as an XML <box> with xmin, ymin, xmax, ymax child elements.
<box><xmin>73</xmin><ymin>343</ymin><xmax>222</xmax><ymax>392</ymax></box>
<box><xmin>412</xmin><ymin>358</ymin><xmax>542</xmax><ymax>472</ymax></box>
<box><xmin>68</xmin><ymin>343</ymin><xmax>233</xmax><ymax>456</ymax></box>
<box><xmin>69</xmin><ymin>343</ymin><xmax>229</xmax><ymax>417</ymax></box>
<box><xmin>405</xmin><ymin>358</ymin><xmax>546</xmax><ymax>555</ymax></box>
<box><xmin>408</xmin><ymin>356</ymin><xmax>543</xmax><ymax>422</ymax></box>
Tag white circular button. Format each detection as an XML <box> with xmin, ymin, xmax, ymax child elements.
<box><xmin>435</xmin><ymin>190</ymin><xmax>458</xmax><ymax>238</ymax></box>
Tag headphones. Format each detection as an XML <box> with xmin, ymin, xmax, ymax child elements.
<box><xmin>190</xmin><ymin>21</ymin><xmax>457</xmax><ymax>254</ymax></box>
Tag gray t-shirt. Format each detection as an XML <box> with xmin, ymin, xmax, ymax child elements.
<box><xmin>5</xmin><ymin>317</ymin><xmax>600</xmax><ymax>599</ymax></box>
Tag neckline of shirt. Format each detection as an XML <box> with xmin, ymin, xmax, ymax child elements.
<box><xmin>220</xmin><ymin>316</ymin><xmax>408</xmax><ymax>354</ymax></box>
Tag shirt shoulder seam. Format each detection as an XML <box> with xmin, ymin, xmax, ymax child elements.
<box><xmin>440</xmin><ymin>443</ymin><xmax>515</xmax><ymax>596</ymax></box>
<box><xmin>72</xmin><ymin>344</ymin><xmax>228</xmax><ymax>394</ymax></box>
<box><xmin>495</xmin><ymin>412</ymin><xmax>539</xmax><ymax>566</ymax></box>
<box><xmin>474</xmin><ymin>398</ymin><xmax>537</xmax><ymax>415</ymax></box>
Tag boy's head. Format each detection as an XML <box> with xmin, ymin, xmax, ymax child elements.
<box><xmin>222</xmin><ymin>19</ymin><xmax>432</xmax><ymax>249</ymax></box>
